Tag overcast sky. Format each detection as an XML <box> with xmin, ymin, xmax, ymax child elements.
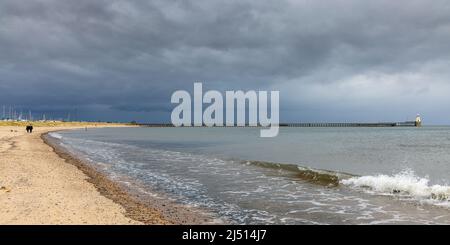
<box><xmin>1</xmin><ymin>0</ymin><xmax>450</xmax><ymax>124</ymax></box>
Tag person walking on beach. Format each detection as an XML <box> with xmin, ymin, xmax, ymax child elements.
<box><xmin>26</xmin><ymin>125</ymin><xmax>33</xmax><ymax>133</ymax></box>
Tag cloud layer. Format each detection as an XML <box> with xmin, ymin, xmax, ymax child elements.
<box><xmin>1</xmin><ymin>0</ymin><xmax>450</xmax><ymax>123</ymax></box>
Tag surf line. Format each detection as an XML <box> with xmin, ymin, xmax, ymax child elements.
<box><xmin>171</xmin><ymin>82</ymin><xmax>280</xmax><ymax>137</ymax></box>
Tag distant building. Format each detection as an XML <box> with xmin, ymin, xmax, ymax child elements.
<box><xmin>415</xmin><ymin>114</ymin><xmax>422</xmax><ymax>127</ymax></box>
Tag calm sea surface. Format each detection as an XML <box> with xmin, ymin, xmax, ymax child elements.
<box><xmin>51</xmin><ymin>127</ymin><xmax>450</xmax><ymax>224</ymax></box>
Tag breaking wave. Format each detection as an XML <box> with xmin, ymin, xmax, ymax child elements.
<box><xmin>341</xmin><ymin>170</ymin><xmax>450</xmax><ymax>207</ymax></box>
<box><xmin>246</xmin><ymin>161</ymin><xmax>450</xmax><ymax>208</ymax></box>
<box><xmin>243</xmin><ymin>160</ymin><xmax>354</xmax><ymax>186</ymax></box>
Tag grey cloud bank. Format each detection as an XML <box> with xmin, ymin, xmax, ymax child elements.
<box><xmin>1</xmin><ymin>0</ymin><xmax>450</xmax><ymax>123</ymax></box>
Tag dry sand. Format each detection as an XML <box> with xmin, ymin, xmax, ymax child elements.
<box><xmin>0</xmin><ymin>126</ymin><xmax>154</xmax><ymax>224</ymax></box>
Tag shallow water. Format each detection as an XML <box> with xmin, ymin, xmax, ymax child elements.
<box><xmin>51</xmin><ymin>127</ymin><xmax>450</xmax><ymax>224</ymax></box>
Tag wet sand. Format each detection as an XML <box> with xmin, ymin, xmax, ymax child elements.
<box><xmin>0</xmin><ymin>126</ymin><xmax>207</xmax><ymax>224</ymax></box>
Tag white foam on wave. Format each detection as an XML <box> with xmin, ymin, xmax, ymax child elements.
<box><xmin>341</xmin><ymin>170</ymin><xmax>450</xmax><ymax>207</ymax></box>
<box><xmin>48</xmin><ymin>132</ymin><xmax>63</xmax><ymax>139</ymax></box>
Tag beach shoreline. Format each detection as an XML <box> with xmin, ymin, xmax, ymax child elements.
<box><xmin>43</xmin><ymin>129</ymin><xmax>215</xmax><ymax>225</ymax></box>
<box><xmin>0</xmin><ymin>125</ymin><xmax>210</xmax><ymax>225</ymax></box>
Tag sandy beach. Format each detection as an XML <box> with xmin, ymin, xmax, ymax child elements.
<box><xmin>0</xmin><ymin>126</ymin><xmax>167</xmax><ymax>225</ymax></box>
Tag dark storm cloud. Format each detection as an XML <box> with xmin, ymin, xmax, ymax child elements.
<box><xmin>1</xmin><ymin>0</ymin><xmax>450</xmax><ymax>123</ymax></box>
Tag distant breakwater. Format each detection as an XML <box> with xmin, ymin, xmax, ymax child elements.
<box><xmin>138</xmin><ymin>121</ymin><xmax>419</xmax><ymax>127</ymax></box>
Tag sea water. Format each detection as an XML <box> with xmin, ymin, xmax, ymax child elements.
<box><xmin>50</xmin><ymin>126</ymin><xmax>450</xmax><ymax>224</ymax></box>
